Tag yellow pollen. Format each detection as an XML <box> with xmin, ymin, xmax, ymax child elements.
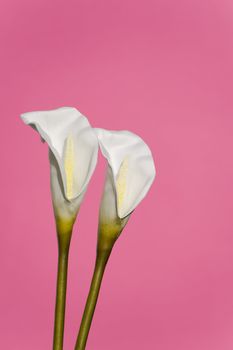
<box><xmin>64</xmin><ymin>135</ymin><xmax>75</xmax><ymax>200</ymax></box>
<box><xmin>116</xmin><ymin>157</ymin><xmax>128</xmax><ymax>210</ymax></box>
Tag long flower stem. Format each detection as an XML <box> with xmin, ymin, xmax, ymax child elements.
<box><xmin>74</xmin><ymin>249</ymin><xmax>112</xmax><ymax>350</ymax></box>
<box><xmin>53</xmin><ymin>230</ymin><xmax>72</xmax><ymax>350</ymax></box>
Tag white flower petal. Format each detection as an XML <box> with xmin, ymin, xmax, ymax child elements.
<box><xmin>96</xmin><ymin>128</ymin><xmax>156</xmax><ymax>219</ymax></box>
<box><xmin>21</xmin><ymin>107</ymin><xmax>98</xmax><ymax>201</ymax></box>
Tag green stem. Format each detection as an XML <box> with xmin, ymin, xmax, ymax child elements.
<box><xmin>74</xmin><ymin>249</ymin><xmax>112</xmax><ymax>350</ymax></box>
<box><xmin>53</xmin><ymin>231</ymin><xmax>72</xmax><ymax>350</ymax></box>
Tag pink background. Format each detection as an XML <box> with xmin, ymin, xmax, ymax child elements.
<box><xmin>1</xmin><ymin>0</ymin><xmax>233</xmax><ymax>349</ymax></box>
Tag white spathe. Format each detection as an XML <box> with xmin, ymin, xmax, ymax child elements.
<box><xmin>96</xmin><ymin>128</ymin><xmax>156</xmax><ymax>220</ymax></box>
<box><xmin>21</xmin><ymin>107</ymin><xmax>98</xmax><ymax>220</ymax></box>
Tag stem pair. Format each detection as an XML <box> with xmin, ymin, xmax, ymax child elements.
<box><xmin>53</xmin><ymin>223</ymin><xmax>117</xmax><ymax>350</ymax></box>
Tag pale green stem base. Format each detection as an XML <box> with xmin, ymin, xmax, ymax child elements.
<box><xmin>53</xmin><ymin>231</ymin><xmax>72</xmax><ymax>350</ymax></box>
<box><xmin>74</xmin><ymin>249</ymin><xmax>112</xmax><ymax>350</ymax></box>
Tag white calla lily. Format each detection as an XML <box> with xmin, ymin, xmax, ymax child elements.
<box><xmin>96</xmin><ymin>128</ymin><xmax>155</xmax><ymax>246</ymax></box>
<box><xmin>21</xmin><ymin>107</ymin><xmax>98</xmax><ymax>231</ymax></box>
<box><xmin>74</xmin><ymin>129</ymin><xmax>156</xmax><ymax>349</ymax></box>
<box><xmin>21</xmin><ymin>106</ymin><xmax>98</xmax><ymax>350</ymax></box>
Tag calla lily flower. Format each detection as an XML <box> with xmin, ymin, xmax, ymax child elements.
<box><xmin>21</xmin><ymin>107</ymin><xmax>98</xmax><ymax>350</ymax></box>
<box><xmin>96</xmin><ymin>128</ymin><xmax>156</xmax><ymax>249</ymax></box>
<box><xmin>74</xmin><ymin>128</ymin><xmax>155</xmax><ymax>350</ymax></box>
<box><xmin>21</xmin><ymin>107</ymin><xmax>98</xmax><ymax>232</ymax></box>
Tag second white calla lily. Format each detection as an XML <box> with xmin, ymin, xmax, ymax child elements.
<box><xmin>21</xmin><ymin>107</ymin><xmax>98</xmax><ymax>232</ymax></box>
<box><xmin>96</xmin><ymin>128</ymin><xmax>155</xmax><ymax>246</ymax></box>
<box><xmin>74</xmin><ymin>129</ymin><xmax>155</xmax><ymax>349</ymax></box>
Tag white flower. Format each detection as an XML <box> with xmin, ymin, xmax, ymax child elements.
<box><xmin>95</xmin><ymin>128</ymin><xmax>155</xmax><ymax>247</ymax></box>
<box><xmin>21</xmin><ymin>107</ymin><xmax>98</xmax><ymax>232</ymax></box>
